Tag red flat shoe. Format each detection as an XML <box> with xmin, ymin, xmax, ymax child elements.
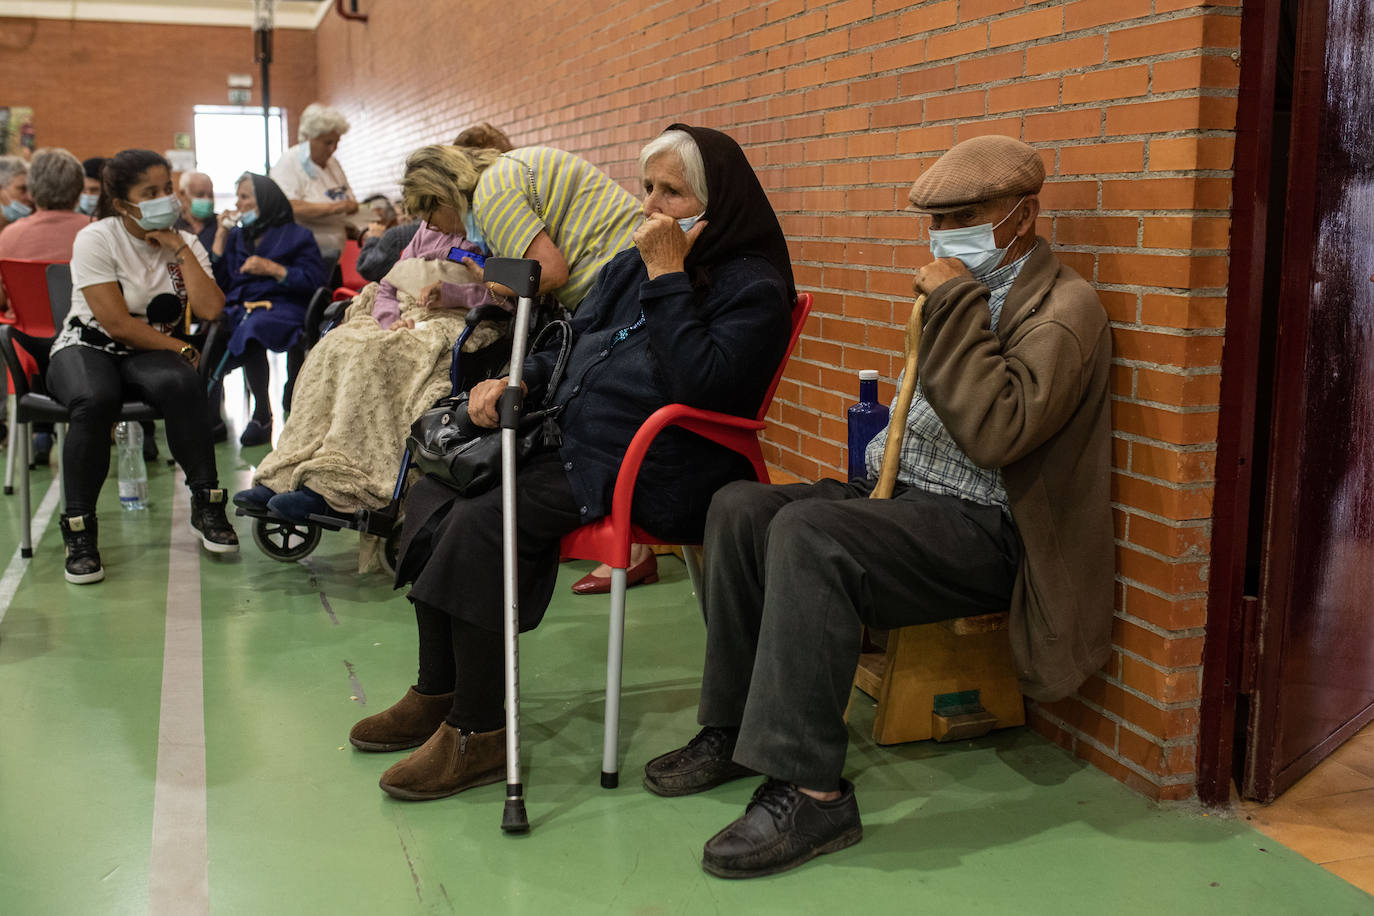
<box><xmin>571</xmin><ymin>552</ymin><xmax>660</xmax><ymax>595</ymax></box>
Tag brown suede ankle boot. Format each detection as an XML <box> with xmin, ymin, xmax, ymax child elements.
<box><xmin>378</xmin><ymin>723</ymin><xmax>506</xmax><ymax>801</ymax></box>
<box><xmin>349</xmin><ymin>687</ymin><xmax>454</xmax><ymax>752</ymax></box>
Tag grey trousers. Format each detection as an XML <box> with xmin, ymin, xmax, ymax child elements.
<box><xmin>697</xmin><ymin>478</ymin><xmax>1022</xmax><ymax>790</ymax></box>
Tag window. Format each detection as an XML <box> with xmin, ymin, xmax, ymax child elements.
<box><xmin>192</xmin><ymin>106</ymin><xmax>287</xmax><ymax>210</ymax></box>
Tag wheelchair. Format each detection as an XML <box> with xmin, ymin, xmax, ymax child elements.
<box><xmin>236</xmin><ymin>295</ymin><xmax>558</xmax><ymax>574</ymax></box>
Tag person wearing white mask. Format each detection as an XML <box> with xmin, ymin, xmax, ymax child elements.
<box><xmin>270</xmin><ymin>102</ymin><xmax>358</xmax><ymax>272</ymax></box>
<box><xmin>645</xmin><ymin>135</ymin><xmax>1113</xmax><ymax>879</ymax></box>
<box><xmin>48</xmin><ymin>149</ymin><xmax>239</xmax><ymax>585</ymax></box>
<box><xmin>0</xmin><ymin>155</ymin><xmax>34</xmax><ymax>234</ymax></box>
<box><xmin>173</xmin><ymin>170</ymin><xmax>218</xmax><ymax>254</ymax></box>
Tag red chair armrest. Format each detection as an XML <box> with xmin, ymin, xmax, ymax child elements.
<box><xmin>607</xmin><ymin>403</ymin><xmax>766</xmax><ymax>539</ymax></box>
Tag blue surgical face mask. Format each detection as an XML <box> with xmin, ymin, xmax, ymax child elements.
<box><xmin>463</xmin><ymin>209</ymin><xmax>483</xmax><ymax>247</ymax></box>
<box><xmin>2</xmin><ymin>198</ymin><xmax>32</xmax><ymax>222</ymax></box>
<box><xmin>77</xmin><ymin>193</ymin><xmax>99</xmax><ymax>215</ymax></box>
<box><xmin>238</xmin><ymin>209</ymin><xmax>258</xmax><ymax>228</ymax></box>
<box><xmin>677</xmin><ymin>211</ymin><xmax>705</xmax><ymax>233</ymax></box>
<box><xmin>190</xmin><ymin>197</ymin><xmax>215</xmax><ymax>220</ymax></box>
<box><xmin>927</xmin><ymin>197</ymin><xmax>1024</xmax><ymax>276</ymax></box>
<box><xmin>299</xmin><ymin>142</ymin><xmax>319</xmax><ymax>178</ymax></box>
<box><xmin>128</xmin><ymin>194</ymin><xmax>181</xmax><ymax>231</ymax></box>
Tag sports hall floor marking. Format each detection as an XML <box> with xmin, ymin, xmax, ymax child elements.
<box><xmin>0</xmin><ymin>476</ymin><xmax>61</xmax><ymax>627</ymax></box>
<box><xmin>147</xmin><ymin>472</ymin><xmax>210</xmax><ymax>915</ymax></box>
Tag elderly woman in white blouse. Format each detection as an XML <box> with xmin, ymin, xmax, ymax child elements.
<box><xmin>269</xmin><ymin>103</ymin><xmax>359</xmax><ymax>266</ymax></box>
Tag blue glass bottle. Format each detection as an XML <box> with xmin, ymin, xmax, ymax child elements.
<box><xmin>847</xmin><ymin>369</ymin><xmax>889</xmax><ymax>481</ymax></box>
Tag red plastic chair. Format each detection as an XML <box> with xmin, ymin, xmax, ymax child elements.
<box><xmin>339</xmin><ymin>239</ymin><xmax>365</xmax><ymax>293</ymax></box>
<box><xmin>0</xmin><ymin>259</ymin><xmax>61</xmax><ymax>381</ymax></box>
<box><xmin>560</xmin><ymin>293</ymin><xmax>812</xmax><ymax>787</ymax></box>
<box><xmin>0</xmin><ymin>258</ymin><xmax>64</xmax><ymax>494</ymax></box>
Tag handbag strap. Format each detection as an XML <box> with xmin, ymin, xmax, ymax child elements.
<box><xmin>530</xmin><ymin>318</ymin><xmax>573</xmax><ymax>395</ymax></box>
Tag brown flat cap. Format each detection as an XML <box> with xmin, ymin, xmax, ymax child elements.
<box><xmin>908</xmin><ymin>135</ymin><xmax>1045</xmax><ymax>213</ymax></box>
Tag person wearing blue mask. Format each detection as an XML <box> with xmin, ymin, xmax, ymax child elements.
<box><xmin>47</xmin><ymin>148</ymin><xmax>239</xmax><ymax>584</ymax></box>
<box><xmin>78</xmin><ymin>157</ymin><xmax>105</xmax><ymax>216</ymax></box>
<box><xmin>270</xmin><ymin>102</ymin><xmax>358</xmax><ymax>275</ymax></box>
<box><xmin>210</xmin><ymin>172</ymin><xmax>327</xmax><ymax>447</ymax></box>
<box><xmin>0</xmin><ymin>155</ymin><xmax>34</xmax><ymax>234</ymax></box>
<box><xmin>645</xmin><ymin>135</ymin><xmax>1113</xmax><ymax>879</ymax></box>
<box><xmin>173</xmin><ymin>170</ymin><xmax>218</xmax><ymax>254</ymax></box>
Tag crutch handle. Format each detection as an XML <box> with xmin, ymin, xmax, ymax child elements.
<box><xmin>483</xmin><ymin>257</ymin><xmax>541</xmax><ymax>300</ymax></box>
<box><xmin>870</xmin><ymin>294</ymin><xmax>926</xmax><ymax>500</ymax></box>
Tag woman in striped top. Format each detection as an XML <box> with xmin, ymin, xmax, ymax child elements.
<box><xmin>403</xmin><ymin>144</ymin><xmax>641</xmax><ymax>311</ymax></box>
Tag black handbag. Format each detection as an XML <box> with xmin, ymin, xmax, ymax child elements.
<box><xmin>407</xmin><ymin>319</ymin><xmax>572</xmax><ymax>496</ymax></box>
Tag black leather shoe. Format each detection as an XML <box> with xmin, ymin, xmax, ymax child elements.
<box><xmin>643</xmin><ymin>726</ymin><xmax>756</xmax><ymax>797</ymax></box>
<box><xmin>701</xmin><ymin>778</ymin><xmax>862</xmax><ymax>879</ymax></box>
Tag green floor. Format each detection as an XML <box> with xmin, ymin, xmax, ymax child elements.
<box><xmin>0</xmin><ymin>439</ymin><xmax>1371</xmax><ymax>915</ymax></box>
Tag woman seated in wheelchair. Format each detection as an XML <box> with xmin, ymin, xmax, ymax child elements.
<box><xmin>348</xmin><ymin>124</ymin><xmax>795</xmax><ymax>802</ymax></box>
<box><xmin>211</xmin><ymin>173</ymin><xmax>327</xmax><ymax>447</ymax></box>
<box><xmin>47</xmin><ymin>148</ymin><xmax>239</xmax><ymax>585</ymax></box>
<box><xmin>231</xmin><ymin>150</ymin><xmax>492</xmax><ymax>532</ymax></box>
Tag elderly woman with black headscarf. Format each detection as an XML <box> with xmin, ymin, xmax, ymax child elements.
<box><xmin>348</xmin><ymin>124</ymin><xmax>795</xmax><ymax>803</ymax></box>
<box><xmin>212</xmin><ymin>173</ymin><xmax>327</xmax><ymax>445</ymax></box>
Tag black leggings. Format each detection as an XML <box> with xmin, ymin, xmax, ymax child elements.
<box><xmin>46</xmin><ymin>345</ymin><xmax>219</xmax><ymax>516</ymax></box>
<box><xmin>240</xmin><ymin>343</ymin><xmax>305</xmax><ymax>420</ymax></box>
<box><xmin>414</xmin><ymin>600</ymin><xmax>505</xmax><ymax>733</ymax></box>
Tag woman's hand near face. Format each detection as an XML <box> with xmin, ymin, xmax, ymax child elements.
<box><xmin>634</xmin><ymin>213</ymin><xmax>706</xmax><ymax>281</ymax></box>
<box><xmin>145</xmin><ymin>229</ymin><xmax>185</xmax><ymax>253</ymax></box>
<box><xmin>241</xmin><ymin>255</ymin><xmax>287</xmax><ymax>280</ymax></box>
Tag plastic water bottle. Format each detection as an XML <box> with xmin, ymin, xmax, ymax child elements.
<box><xmin>115</xmin><ymin>421</ymin><xmax>148</xmax><ymax>511</ymax></box>
<box><xmin>847</xmin><ymin>369</ymin><xmax>889</xmax><ymax>481</ymax></box>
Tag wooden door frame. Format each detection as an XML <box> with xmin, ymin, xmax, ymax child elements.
<box><xmin>1195</xmin><ymin>0</ymin><xmax>1287</xmax><ymax>807</ymax></box>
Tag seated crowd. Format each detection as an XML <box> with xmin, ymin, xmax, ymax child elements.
<box><xmin>0</xmin><ymin>106</ymin><xmax>1112</xmax><ymax>878</ymax></box>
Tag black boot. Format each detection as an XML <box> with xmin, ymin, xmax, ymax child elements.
<box><xmin>190</xmin><ymin>488</ymin><xmax>240</xmax><ymax>554</ymax></box>
<box><xmin>59</xmin><ymin>514</ymin><xmax>104</xmax><ymax>585</ymax></box>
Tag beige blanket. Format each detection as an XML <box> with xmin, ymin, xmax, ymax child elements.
<box><xmin>254</xmin><ymin>258</ymin><xmax>500</xmax><ymax>518</ymax></box>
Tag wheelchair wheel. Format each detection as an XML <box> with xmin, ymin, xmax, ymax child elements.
<box><xmin>252</xmin><ymin>515</ymin><xmax>322</xmax><ymax>562</ymax></box>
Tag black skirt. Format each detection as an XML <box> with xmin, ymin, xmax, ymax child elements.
<box><xmin>395</xmin><ymin>449</ymin><xmax>584</xmax><ymax>633</ymax></box>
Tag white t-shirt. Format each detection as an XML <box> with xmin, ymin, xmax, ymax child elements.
<box><xmin>54</xmin><ymin>217</ymin><xmax>211</xmax><ymax>355</ymax></box>
<box><xmin>270</xmin><ymin>141</ymin><xmax>353</xmax><ymax>258</ymax></box>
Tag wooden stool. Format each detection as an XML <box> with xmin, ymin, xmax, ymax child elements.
<box><xmin>851</xmin><ymin>613</ymin><xmax>1025</xmax><ymax>744</ymax></box>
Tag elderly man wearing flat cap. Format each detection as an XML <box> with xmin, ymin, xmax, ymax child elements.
<box><xmin>645</xmin><ymin>135</ymin><xmax>1113</xmax><ymax>879</ymax></box>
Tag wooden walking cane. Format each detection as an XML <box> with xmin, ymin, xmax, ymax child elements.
<box><xmin>869</xmin><ymin>294</ymin><xmax>926</xmax><ymax>500</ymax></box>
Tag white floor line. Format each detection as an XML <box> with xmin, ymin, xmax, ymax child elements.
<box><xmin>147</xmin><ymin>471</ymin><xmax>210</xmax><ymax>915</ymax></box>
<box><xmin>0</xmin><ymin>476</ymin><xmax>62</xmax><ymax>628</ymax></box>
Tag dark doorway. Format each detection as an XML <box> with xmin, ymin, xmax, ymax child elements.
<box><xmin>1200</xmin><ymin>0</ymin><xmax>1374</xmax><ymax>804</ymax></box>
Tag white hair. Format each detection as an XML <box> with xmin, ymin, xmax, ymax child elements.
<box><xmin>298</xmin><ymin>103</ymin><xmax>351</xmax><ymax>141</ymax></box>
<box><xmin>638</xmin><ymin>130</ymin><xmax>707</xmax><ymax>206</ymax></box>
<box><xmin>179</xmin><ymin>170</ymin><xmax>212</xmax><ymax>192</ymax></box>
<box><xmin>0</xmin><ymin>155</ymin><xmax>27</xmax><ymax>188</ymax></box>
<box><xmin>28</xmin><ymin>148</ymin><xmax>84</xmax><ymax>210</ymax></box>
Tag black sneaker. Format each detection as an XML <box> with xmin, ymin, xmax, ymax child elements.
<box><xmin>701</xmin><ymin>778</ymin><xmax>862</xmax><ymax>879</ymax></box>
<box><xmin>643</xmin><ymin>726</ymin><xmax>756</xmax><ymax>797</ymax></box>
<box><xmin>60</xmin><ymin>514</ymin><xmax>105</xmax><ymax>585</ymax></box>
<box><xmin>190</xmin><ymin>488</ymin><xmax>240</xmax><ymax>554</ymax></box>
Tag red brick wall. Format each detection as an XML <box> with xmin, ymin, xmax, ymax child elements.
<box><xmin>315</xmin><ymin>0</ymin><xmax>1242</xmax><ymax>801</ymax></box>
<box><xmin>0</xmin><ymin>17</ymin><xmax>317</xmax><ymax>164</ymax></box>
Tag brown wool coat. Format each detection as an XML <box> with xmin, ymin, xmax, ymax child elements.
<box><xmin>918</xmin><ymin>238</ymin><xmax>1113</xmax><ymax>701</ymax></box>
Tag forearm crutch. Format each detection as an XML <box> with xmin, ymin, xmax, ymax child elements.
<box><xmin>483</xmin><ymin>257</ymin><xmax>543</xmax><ymax>835</ymax></box>
<box><xmin>870</xmin><ymin>294</ymin><xmax>927</xmax><ymax>500</ymax></box>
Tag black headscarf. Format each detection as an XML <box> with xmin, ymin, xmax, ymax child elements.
<box><xmin>242</xmin><ymin>173</ymin><xmax>294</xmax><ymax>244</ymax></box>
<box><xmin>667</xmin><ymin>124</ymin><xmax>796</xmax><ymax>300</ymax></box>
